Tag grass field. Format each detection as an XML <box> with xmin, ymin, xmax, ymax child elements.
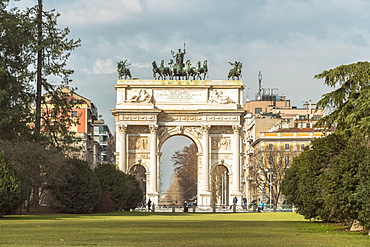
<box><xmin>0</xmin><ymin>212</ymin><xmax>368</xmax><ymax>246</ymax></box>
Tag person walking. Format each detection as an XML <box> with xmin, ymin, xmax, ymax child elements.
<box><xmin>147</xmin><ymin>199</ymin><xmax>152</xmax><ymax>212</ymax></box>
<box><xmin>259</xmin><ymin>201</ymin><xmax>265</xmax><ymax>213</ymax></box>
<box><xmin>233</xmin><ymin>196</ymin><xmax>238</xmax><ymax>205</ymax></box>
<box><xmin>183</xmin><ymin>201</ymin><xmax>188</xmax><ymax>212</ymax></box>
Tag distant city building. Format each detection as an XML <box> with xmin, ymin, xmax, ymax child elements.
<box><xmin>94</xmin><ymin>119</ymin><xmax>112</xmax><ymax>163</ymax></box>
<box><xmin>41</xmin><ymin>87</ymin><xmax>103</xmax><ymax>168</ymax></box>
<box><xmin>241</xmin><ymin>80</ymin><xmax>330</xmax><ymax>206</ymax></box>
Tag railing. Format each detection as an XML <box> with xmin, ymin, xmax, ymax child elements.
<box><xmin>134</xmin><ymin>204</ymin><xmax>293</xmax><ymax>213</ymax></box>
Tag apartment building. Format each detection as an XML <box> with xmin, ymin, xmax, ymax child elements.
<box><xmin>42</xmin><ymin>87</ymin><xmax>102</xmax><ymax>168</ymax></box>
<box><xmin>242</xmin><ymin>87</ymin><xmax>328</xmax><ymax>206</ymax></box>
<box><xmin>93</xmin><ymin>119</ymin><xmax>112</xmax><ymax>163</ymax></box>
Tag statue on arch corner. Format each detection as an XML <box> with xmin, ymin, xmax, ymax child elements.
<box><xmin>117</xmin><ymin>59</ymin><xmax>132</xmax><ymax>79</ymax></box>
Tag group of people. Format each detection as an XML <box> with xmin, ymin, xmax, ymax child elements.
<box><xmin>145</xmin><ymin>198</ymin><xmax>266</xmax><ymax>212</ymax></box>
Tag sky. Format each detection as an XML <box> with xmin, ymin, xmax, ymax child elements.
<box><xmin>7</xmin><ymin>0</ymin><xmax>370</xmax><ymax>190</ymax></box>
<box><xmin>9</xmin><ymin>0</ymin><xmax>370</xmax><ymax>130</ymax></box>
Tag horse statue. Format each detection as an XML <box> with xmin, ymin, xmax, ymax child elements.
<box><xmin>194</xmin><ymin>60</ymin><xmax>208</xmax><ymax>80</ymax></box>
<box><xmin>160</xmin><ymin>60</ymin><xmax>172</xmax><ymax>80</ymax></box>
<box><xmin>169</xmin><ymin>59</ymin><xmax>187</xmax><ymax>79</ymax></box>
<box><xmin>183</xmin><ymin>60</ymin><xmax>196</xmax><ymax>80</ymax></box>
<box><xmin>117</xmin><ymin>60</ymin><xmax>132</xmax><ymax>79</ymax></box>
<box><xmin>227</xmin><ymin>61</ymin><xmax>242</xmax><ymax>80</ymax></box>
<box><xmin>168</xmin><ymin>59</ymin><xmax>175</xmax><ymax>80</ymax></box>
<box><xmin>152</xmin><ymin>61</ymin><xmax>162</xmax><ymax>80</ymax></box>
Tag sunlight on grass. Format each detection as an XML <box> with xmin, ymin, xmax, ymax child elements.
<box><xmin>0</xmin><ymin>212</ymin><xmax>368</xmax><ymax>246</ymax></box>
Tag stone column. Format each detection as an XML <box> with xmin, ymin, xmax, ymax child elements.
<box><xmin>201</xmin><ymin>125</ymin><xmax>210</xmax><ymax>193</ymax></box>
<box><xmin>232</xmin><ymin>125</ymin><xmax>241</xmax><ymax>196</ymax></box>
<box><xmin>149</xmin><ymin>125</ymin><xmax>158</xmax><ymax>196</ymax></box>
<box><xmin>117</xmin><ymin>124</ymin><xmax>127</xmax><ymax>172</ymax></box>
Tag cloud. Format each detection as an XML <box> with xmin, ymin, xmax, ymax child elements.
<box><xmin>7</xmin><ymin>0</ymin><xmax>370</xmax><ymax>130</ymax></box>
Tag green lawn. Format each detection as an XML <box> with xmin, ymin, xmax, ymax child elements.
<box><xmin>0</xmin><ymin>212</ymin><xmax>368</xmax><ymax>246</ymax></box>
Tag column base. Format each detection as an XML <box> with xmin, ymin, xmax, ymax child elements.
<box><xmin>199</xmin><ymin>192</ymin><xmax>212</xmax><ymax>206</ymax></box>
<box><xmin>147</xmin><ymin>191</ymin><xmax>159</xmax><ymax>205</ymax></box>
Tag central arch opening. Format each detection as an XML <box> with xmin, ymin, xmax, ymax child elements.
<box><xmin>159</xmin><ymin>135</ymin><xmax>198</xmax><ymax>206</ymax></box>
<box><xmin>211</xmin><ymin>165</ymin><xmax>229</xmax><ymax>206</ymax></box>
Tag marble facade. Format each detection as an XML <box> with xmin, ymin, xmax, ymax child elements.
<box><xmin>111</xmin><ymin>79</ymin><xmax>246</xmax><ymax>206</ymax></box>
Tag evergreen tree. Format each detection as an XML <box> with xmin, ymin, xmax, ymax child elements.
<box><xmin>0</xmin><ymin>1</ymin><xmax>35</xmax><ymax>140</ymax></box>
<box><xmin>315</xmin><ymin>61</ymin><xmax>370</xmax><ymax>135</ymax></box>
<box><xmin>282</xmin><ymin>133</ymin><xmax>346</xmax><ymax>220</ymax></box>
<box><xmin>0</xmin><ymin>139</ymin><xmax>67</xmax><ymax>212</ymax></box>
<box><xmin>0</xmin><ymin>1</ymin><xmax>80</xmax><ymax>150</ymax></box>
<box><xmin>94</xmin><ymin>163</ymin><xmax>143</xmax><ymax>211</ymax></box>
<box><xmin>0</xmin><ymin>151</ymin><xmax>24</xmax><ymax>216</ymax></box>
<box><xmin>50</xmin><ymin>158</ymin><xmax>101</xmax><ymax>214</ymax></box>
<box><xmin>282</xmin><ymin>132</ymin><xmax>370</xmax><ymax>226</ymax></box>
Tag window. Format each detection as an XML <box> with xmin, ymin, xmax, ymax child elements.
<box><xmin>284</xmin><ymin>143</ymin><xmax>290</xmax><ymax>150</ymax></box>
<box><xmin>284</xmin><ymin>155</ymin><xmax>290</xmax><ymax>166</ymax></box>
<box><xmin>255</xmin><ymin>108</ymin><xmax>262</xmax><ymax>114</ymax></box>
<box><xmin>300</xmin><ymin>143</ymin><xmax>306</xmax><ymax>150</ymax></box>
<box><xmin>71</xmin><ymin>111</ymin><xmax>78</xmax><ymax>117</ymax></box>
<box><xmin>268</xmin><ymin>154</ymin><xmax>274</xmax><ymax>165</ymax></box>
<box><xmin>268</xmin><ymin>144</ymin><xmax>274</xmax><ymax>151</ymax></box>
<box><xmin>306</xmin><ymin>123</ymin><xmax>311</xmax><ymax>128</ymax></box>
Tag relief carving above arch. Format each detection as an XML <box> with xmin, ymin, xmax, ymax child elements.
<box><xmin>209</xmin><ymin>126</ymin><xmax>233</xmax><ymax>134</ymax></box>
<box><xmin>127</xmin><ymin>125</ymin><xmax>150</xmax><ymax>134</ymax></box>
<box><xmin>128</xmin><ymin>136</ymin><xmax>149</xmax><ymax>150</ymax></box>
<box><xmin>211</xmin><ymin>137</ymin><xmax>231</xmax><ymax>150</ymax></box>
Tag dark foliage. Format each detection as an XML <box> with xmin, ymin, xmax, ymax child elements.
<box><xmin>0</xmin><ymin>151</ymin><xmax>24</xmax><ymax>216</ymax></box>
<box><xmin>94</xmin><ymin>163</ymin><xmax>143</xmax><ymax>212</ymax></box>
<box><xmin>50</xmin><ymin>158</ymin><xmax>101</xmax><ymax>214</ymax></box>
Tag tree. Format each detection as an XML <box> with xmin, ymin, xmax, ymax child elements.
<box><xmin>50</xmin><ymin>158</ymin><xmax>101</xmax><ymax>214</ymax></box>
<box><xmin>94</xmin><ymin>163</ymin><xmax>143</xmax><ymax>211</ymax></box>
<box><xmin>315</xmin><ymin>61</ymin><xmax>370</xmax><ymax>135</ymax></box>
<box><xmin>0</xmin><ymin>1</ymin><xmax>35</xmax><ymax>140</ymax></box>
<box><xmin>170</xmin><ymin>143</ymin><xmax>198</xmax><ymax>202</ymax></box>
<box><xmin>0</xmin><ymin>1</ymin><xmax>80</xmax><ymax>150</ymax></box>
<box><xmin>249</xmin><ymin>147</ymin><xmax>295</xmax><ymax>206</ymax></box>
<box><xmin>0</xmin><ymin>151</ymin><xmax>24</xmax><ymax>217</ymax></box>
<box><xmin>105</xmin><ymin>134</ymin><xmax>116</xmax><ymax>164</ymax></box>
<box><xmin>0</xmin><ymin>139</ymin><xmax>68</xmax><ymax>212</ymax></box>
<box><xmin>281</xmin><ymin>132</ymin><xmax>370</xmax><ymax>224</ymax></box>
<box><xmin>282</xmin><ymin>133</ymin><xmax>347</xmax><ymax>220</ymax></box>
<box><xmin>357</xmin><ymin>155</ymin><xmax>370</xmax><ymax>230</ymax></box>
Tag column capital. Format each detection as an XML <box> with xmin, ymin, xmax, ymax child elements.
<box><xmin>232</xmin><ymin>125</ymin><xmax>241</xmax><ymax>134</ymax></box>
<box><xmin>118</xmin><ymin>124</ymin><xmax>127</xmax><ymax>133</ymax></box>
<box><xmin>201</xmin><ymin>125</ymin><xmax>211</xmax><ymax>134</ymax></box>
<box><xmin>149</xmin><ymin>125</ymin><xmax>158</xmax><ymax>133</ymax></box>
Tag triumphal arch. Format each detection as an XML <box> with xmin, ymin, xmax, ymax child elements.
<box><xmin>111</xmin><ymin>77</ymin><xmax>245</xmax><ymax>206</ymax></box>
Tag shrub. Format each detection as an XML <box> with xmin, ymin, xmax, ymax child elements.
<box><xmin>50</xmin><ymin>158</ymin><xmax>101</xmax><ymax>213</ymax></box>
<box><xmin>0</xmin><ymin>151</ymin><xmax>24</xmax><ymax>216</ymax></box>
<box><xmin>94</xmin><ymin>163</ymin><xmax>143</xmax><ymax>211</ymax></box>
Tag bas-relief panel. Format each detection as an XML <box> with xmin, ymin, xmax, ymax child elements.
<box><xmin>128</xmin><ymin>137</ymin><xmax>149</xmax><ymax>150</ymax></box>
<box><xmin>210</xmin><ymin>126</ymin><xmax>233</xmax><ymax>134</ymax></box>
<box><xmin>128</xmin><ymin>153</ymin><xmax>150</xmax><ymax>159</ymax></box>
<box><xmin>208</xmin><ymin>89</ymin><xmax>237</xmax><ymax>104</ymax></box>
<box><xmin>211</xmin><ymin>137</ymin><xmax>231</xmax><ymax>151</ymax></box>
<box><xmin>127</xmin><ymin>125</ymin><xmax>150</xmax><ymax>134</ymax></box>
<box><xmin>126</xmin><ymin>89</ymin><xmax>152</xmax><ymax>103</ymax></box>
